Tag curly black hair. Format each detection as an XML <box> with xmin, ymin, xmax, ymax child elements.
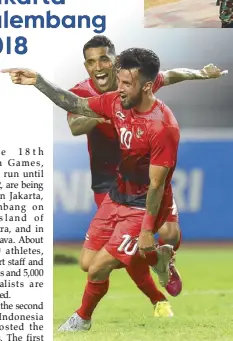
<box><xmin>83</xmin><ymin>35</ymin><xmax>116</xmax><ymax>58</ymax></box>
<box><xmin>116</xmin><ymin>48</ymin><xmax>160</xmax><ymax>83</ymax></box>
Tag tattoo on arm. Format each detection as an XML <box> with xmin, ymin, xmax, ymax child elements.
<box><xmin>163</xmin><ymin>69</ymin><xmax>201</xmax><ymax>85</ymax></box>
<box><xmin>68</xmin><ymin>115</ymin><xmax>100</xmax><ymax>135</ymax></box>
<box><xmin>34</xmin><ymin>74</ymin><xmax>99</xmax><ymax>117</ymax></box>
<box><xmin>146</xmin><ymin>184</ymin><xmax>164</xmax><ymax>216</ymax></box>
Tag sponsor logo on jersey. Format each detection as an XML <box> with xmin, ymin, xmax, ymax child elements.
<box><xmin>116</xmin><ymin>111</ymin><xmax>126</xmax><ymax>120</ymax></box>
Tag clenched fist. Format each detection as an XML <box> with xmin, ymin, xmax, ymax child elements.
<box><xmin>200</xmin><ymin>64</ymin><xmax>228</xmax><ymax>79</ymax></box>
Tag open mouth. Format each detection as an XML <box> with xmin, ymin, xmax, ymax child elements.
<box><xmin>95</xmin><ymin>73</ymin><xmax>109</xmax><ymax>86</ymax></box>
<box><xmin>120</xmin><ymin>94</ymin><xmax>127</xmax><ymax>101</ymax></box>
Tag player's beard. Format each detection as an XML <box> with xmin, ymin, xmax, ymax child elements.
<box><xmin>121</xmin><ymin>90</ymin><xmax>143</xmax><ymax>109</ymax></box>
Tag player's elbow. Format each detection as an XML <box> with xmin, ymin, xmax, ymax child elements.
<box><xmin>69</xmin><ymin>125</ymin><xmax>85</xmax><ymax>136</ymax></box>
<box><xmin>163</xmin><ymin>70</ymin><xmax>180</xmax><ymax>85</ymax></box>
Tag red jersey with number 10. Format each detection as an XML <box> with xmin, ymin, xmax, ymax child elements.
<box><xmin>88</xmin><ymin>91</ymin><xmax>180</xmax><ymax>208</ymax></box>
<box><xmin>68</xmin><ymin>73</ymin><xmax>165</xmax><ymax>195</ymax></box>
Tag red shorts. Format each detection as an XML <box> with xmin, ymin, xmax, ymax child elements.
<box><xmin>94</xmin><ymin>192</ymin><xmax>107</xmax><ymax>208</ymax></box>
<box><xmin>84</xmin><ymin>194</ymin><xmax>178</xmax><ymax>266</ymax></box>
<box><xmin>94</xmin><ymin>191</ymin><xmax>179</xmax><ymax>222</ymax></box>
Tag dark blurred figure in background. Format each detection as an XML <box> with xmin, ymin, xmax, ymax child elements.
<box><xmin>217</xmin><ymin>0</ymin><xmax>233</xmax><ymax>27</ymax></box>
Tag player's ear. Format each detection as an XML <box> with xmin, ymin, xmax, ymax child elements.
<box><xmin>143</xmin><ymin>81</ymin><xmax>153</xmax><ymax>93</ymax></box>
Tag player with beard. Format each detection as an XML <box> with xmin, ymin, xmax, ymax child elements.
<box><xmin>3</xmin><ymin>48</ymin><xmax>228</xmax><ymax>329</ymax></box>
<box><xmin>67</xmin><ymin>36</ymin><xmax>226</xmax><ymax>300</ymax></box>
<box><xmin>3</xmin><ymin>48</ymin><xmax>179</xmax><ymax>329</ymax></box>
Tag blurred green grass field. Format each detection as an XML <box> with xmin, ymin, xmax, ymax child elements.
<box><xmin>54</xmin><ymin>246</ymin><xmax>233</xmax><ymax>341</ymax></box>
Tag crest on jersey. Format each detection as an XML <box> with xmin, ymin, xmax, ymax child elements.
<box><xmin>116</xmin><ymin>111</ymin><xmax>126</xmax><ymax>120</ymax></box>
<box><xmin>136</xmin><ymin>127</ymin><xmax>144</xmax><ymax>138</ymax></box>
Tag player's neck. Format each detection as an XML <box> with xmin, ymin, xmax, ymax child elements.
<box><xmin>134</xmin><ymin>95</ymin><xmax>156</xmax><ymax>113</ymax></box>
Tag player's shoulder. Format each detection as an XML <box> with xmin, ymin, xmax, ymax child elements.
<box><xmin>69</xmin><ymin>78</ymin><xmax>99</xmax><ymax>97</ymax></box>
<box><xmin>102</xmin><ymin>91</ymin><xmax>119</xmax><ymax>100</ymax></box>
<box><xmin>147</xmin><ymin>100</ymin><xmax>179</xmax><ymax>135</ymax></box>
<box><xmin>148</xmin><ymin>121</ymin><xmax>180</xmax><ymax>148</ymax></box>
<box><xmin>156</xmin><ymin>99</ymin><xmax>179</xmax><ymax>127</ymax></box>
<box><xmin>100</xmin><ymin>91</ymin><xmax>120</xmax><ymax>107</ymax></box>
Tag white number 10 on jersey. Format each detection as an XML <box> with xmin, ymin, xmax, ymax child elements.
<box><xmin>120</xmin><ymin>128</ymin><xmax>132</xmax><ymax>149</ymax></box>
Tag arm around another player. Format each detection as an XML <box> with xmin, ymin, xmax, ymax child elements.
<box><xmin>67</xmin><ymin>113</ymin><xmax>106</xmax><ymax>136</ymax></box>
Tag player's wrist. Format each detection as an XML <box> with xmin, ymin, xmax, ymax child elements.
<box><xmin>141</xmin><ymin>212</ymin><xmax>157</xmax><ymax>232</ymax></box>
<box><xmin>198</xmin><ymin>69</ymin><xmax>210</xmax><ymax>79</ymax></box>
<box><xmin>34</xmin><ymin>72</ymin><xmax>43</xmax><ymax>86</ymax></box>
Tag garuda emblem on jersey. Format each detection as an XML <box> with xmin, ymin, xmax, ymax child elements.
<box><xmin>136</xmin><ymin>127</ymin><xmax>144</xmax><ymax>138</ymax></box>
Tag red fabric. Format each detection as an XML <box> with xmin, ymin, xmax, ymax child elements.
<box><xmin>142</xmin><ymin>212</ymin><xmax>157</xmax><ymax>232</ymax></box>
<box><xmin>94</xmin><ymin>192</ymin><xmax>107</xmax><ymax>208</ymax></box>
<box><xmin>152</xmin><ymin>72</ymin><xmax>165</xmax><ymax>93</ymax></box>
<box><xmin>126</xmin><ymin>257</ymin><xmax>166</xmax><ymax>304</ymax></box>
<box><xmin>85</xmin><ymin>195</ymin><xmax>170</xmax><ymax>265</ymax></box>
<box><xmin>88</xmin><ymin>91</ymin><xmax>180</xmax><ymax>208</ymax></box>
<box><xmin>77</xmin><ymin>279</ymin><xmax>109</xmax><ymax>320</ymax></box>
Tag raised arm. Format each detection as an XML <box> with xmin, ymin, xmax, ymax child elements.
<box><xmin>162</xmin><ymin>64</ymin><xmax>228</xmax><ymax>86</ymax></box>
<box><xmin>1</xmin><ymin>68</ymin><xmax>99</xmax><ymax>118</ymax></box>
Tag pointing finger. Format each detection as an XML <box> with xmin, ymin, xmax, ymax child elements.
<box><xmin>1</xmin><ymin>68</ymin><xmax>25</xmax><ymax>73</ymax></box>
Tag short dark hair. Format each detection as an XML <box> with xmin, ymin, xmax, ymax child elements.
<box><xmin>116</xmin><ymin>48</ymin><xmax>160</xmax><ymax>83</ymax></box>
<box><xmin>83</xmin><ymin>35</ymin><xmax>116</xmax><ymax>58</ymax></box>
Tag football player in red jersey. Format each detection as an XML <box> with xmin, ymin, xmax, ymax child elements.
<box><xmin>67</xmin><ymin>37</ymin><xmax>172</xmax><ymax>312</ymax></box>
<box><xmin>3</xmin><ymin>48</ymin><xmax>228</xmax><ymax>330</ymax></box>
<box><xmin>67</xmin><ymin>36</ymin><xmax>181</xmax><ymax>304</ymax></box>
<box><xmin>67</xmin><ymin>36</ymin><xmax>226</xmax><ymax>299</ymax></box>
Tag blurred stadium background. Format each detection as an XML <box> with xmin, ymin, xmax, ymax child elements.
<box><xmin>53</xmin><ymin>31</ymin><xmax>233</xmax><ymax>340</ymax></box>
<box><xmin>53</xmin><ymin>31</ymin><xmax>233</xmax><ymax>244</ymax></box>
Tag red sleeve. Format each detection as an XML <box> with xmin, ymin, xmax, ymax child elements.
<box><xmin>88</xmin><ymin>92</ymin><xmax>116</xmax><ymax>119</ymax></box>
<box><xmin>152</xmin><ymin>72</ymin><xmax>164</xmax><ymax>93</ymax></box>
<box><xmin>149</xmin><ymin>124</ymin><xmax>179</xmax><ymax>168</ymax></box>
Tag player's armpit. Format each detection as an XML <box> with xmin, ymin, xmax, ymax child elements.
<box><xmin>67</xmin><ymin>113</ymin><xmax>102</xmax><ymax>136</ymax></box>
<box><xmin>146</xmin><ymin>165</ymin><xmax>170</xmax><ymax>216</ymax></box>
<box><xmin>34</xmin><ymin>74</ymin><xmax>99</xmax><ymax>118</ymax></box>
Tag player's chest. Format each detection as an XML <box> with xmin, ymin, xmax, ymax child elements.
<box><xmin>114</xmin><ymin>118</ymin><xmax>149</xmax><ymax>152</ymax></box>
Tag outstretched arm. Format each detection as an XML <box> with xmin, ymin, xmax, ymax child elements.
<box><xmin>162</xmin><ymin>64</ymin><xmax>228</xmax><ymax>86</ymax></box>
<box><xmin>1</xmin><ymin>68</ymin><xmax>99</xmax><ymax>118</ymax></box>
<box><xmin>35</xmin><ymin>74</ymin><xmax>99</xmax><ymax>117</ymax></box>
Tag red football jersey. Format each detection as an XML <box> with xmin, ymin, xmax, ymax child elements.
<box><xmin>68</xmin><ymin>79</ymin><xmax>120</xmax><ymax>193</ymax></box>
<box><xmin>67</xmin><ymin>73</ymin><xmax>165</xmax><ymax>194</ymax></box>
<box><xmin>88</xmin><ymin>91</ymin><xmax>180</xmax><ymax>208</ymax></box>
